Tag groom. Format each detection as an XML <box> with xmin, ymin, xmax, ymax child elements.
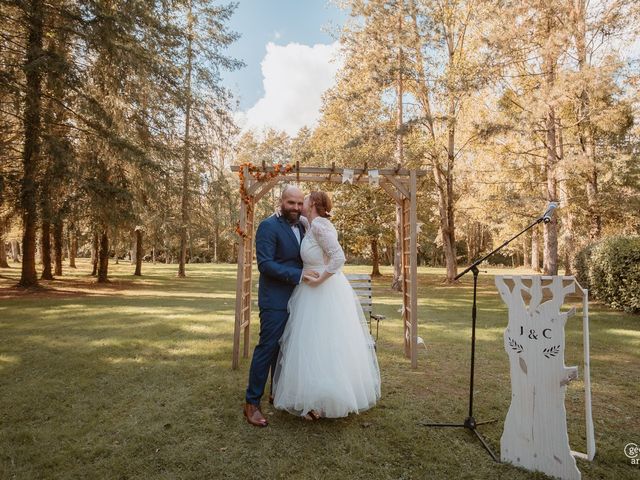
<box><xmin>243</xmin><ymin>185</ymin><xmax>318</xmax><ymax>427</ymax></box>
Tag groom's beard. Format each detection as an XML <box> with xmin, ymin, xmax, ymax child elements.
<box><xmin>282</xmin><ymin>208</ymin><xmax>301</xmax><ymax>224</ymax></box>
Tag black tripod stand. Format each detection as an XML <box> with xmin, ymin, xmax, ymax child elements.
<box><xmin>422</xmin><ymin>204</ymin><xmax>557</xmax><ymax>462</ymax></box>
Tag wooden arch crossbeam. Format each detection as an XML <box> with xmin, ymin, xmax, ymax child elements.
<box><xmin>229</xmin><ymin>164</ymin><xmax>429</xmax><ymax>370</ymax></box>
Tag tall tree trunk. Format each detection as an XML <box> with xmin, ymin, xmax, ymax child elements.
<box><xmin>213</xmin><ymin>229</ymin><xmax>218</xmax><ymax>262</ymax></box>
<box><xmin>53</xmin><ymin>217</ymin><xmax>63</xmax><ymax>276</ymax></box>
<box><xmin>557</xmin><ymin>120</ymin><xmax>574</xmax><ymax>275</ymax></box>
<box><xmin>573</xmin><ymin>0</ymin><xmax>601</xmax><ymax>240</ymax></box>
<box><xmin>213</xmin><ymin>199</ymin><xmax>219</xmax><ymax>263</ymax></box>
<box><xmin>66</xmin><ymin>224</ymin><xmax>71</xmax><ymax>261</ymax></box>
<box><xmin>130</xmin><ymin>231</ymin><xmax>136</xmax><ymax>265</ymax></box>
<box><xmin>543</xmin><ymin>121</ymin><xmax>559</xmax><ymax>276</ymax></box>
<box><xmin>91</xmin><ymin>231</ymin><xmax>98</xmax><ymax>276</ymax></box>
<box><xmin>531</xmin><ymin>228</ymin><xmax>541</xmax><ymax>272</ymax></box>
<box><xmin>0</xmin><ymin>223</ymin><xmax>9</xmax><ymax>268</ymax></box>
<box><xmin>467</xmin><ymin>222</ymin><xmax>483</xmax><ymax>261</ymax></box>
<box><xmin>40</xmin><ymin>217</ymin><xmax>53</xmax><ymax>279</ymax></box>
<box><xmin>522</xmin><ymin>234</ymin><xmax>530</xmax><ymax>270</ymax></box>
<box><xmin>112</xmin><ymin>230</ymin><xmax>119</xmax><ymax>265</ymax></box>
<box><xmin>43</xmin><ymin>22</ymin><xmax>69</xmax><ymax>279</ymax></box>
<box><xmin>0</xmin><ymin>243</ymin><xmax>8</xmax><ymax>269</ymax></box>
<box><xmin>178</xmin><ymin>2</ymin><xmax>194</xmax><ymax>278</ymax></box>
<box><xmin>134</xmin><ymin>227</ymin><xmax>143</xmax><ymax>276</ymax></box>
<box><xmin>97</xmin><ymin>229</ymin><xmax>109</xmax><ymax>283</ymax></box>
<box><xmin>68</xmin><ymin>222</ymin><xmax>77</xmax><ymax>268</ymax></box>
<box><xmin>11</xmin><ymin>240</ymin><xmax>20</xmax><ymax>262</ymax></box>
<box><xmin>18</xmin><ymin>0</ymin><xmax>44</xmax><ymax>288</ymax></box>
<box><xmin>425</xmin><ymin>23</ymin><xmax>461</xmax><ymax>284</ymax></box>
<box><xmin>371</xmin><ymin>237</ymin><xmax>381</xmax><ymax>277</ymax></box>
<box><xmin>585</xmin><ymin>164</ymin><xmax>600</xmax><ymax>239</ymax></box>
<box><xmin>433</xmin><ymin>159</ymin><xmax>457</xmax><ymax>282</ymax></box>
<box><xmin>542</xmin><ymin>14</ymin><xmax>559</xmax><ymax>276</ymax></box>
<box><xmin>392</xmin><ymin>0</ymin><xmax>404</xmax><ymax>291</ymax></box>
<box><xmin>442</xmin><ymin>22</ymin><xmax>459</xmax><ymax>282</ymax></box>
<box><xmin>385</xmin><ymin>244</ymin><xmax>394</xmax><ymax>265</ymax></box>
<box><xmin>438</xmin><ymin>92</ymin><xmax>458</xmax><ymax>283</ymax></box>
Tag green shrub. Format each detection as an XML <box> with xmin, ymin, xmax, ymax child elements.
<box><xmin>575</xmin><ymin>236</ymin><xmax>640</xmax><ymax>313</ymax></box>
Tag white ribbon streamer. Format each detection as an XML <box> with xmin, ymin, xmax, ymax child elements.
<box><xmin>342</xmin><ymin>168</ymin><xmax>354</xmax><ymax>184</ymax></box>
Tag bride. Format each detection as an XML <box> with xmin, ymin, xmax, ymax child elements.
<box><xmin>273</xmin><ymin>190</ymin><xmax>381</xmax><ymax>419</ymax></box>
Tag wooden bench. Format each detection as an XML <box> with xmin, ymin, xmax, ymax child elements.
<box><xmin>345</xmin><ymin>273</ymin><xmax>386</xmax><ymax>343</ymax></box>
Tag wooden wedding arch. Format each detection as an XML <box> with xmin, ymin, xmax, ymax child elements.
<box><xmin>230</xmin><ymin>163</ymin><xmax>429</xmax><ymax>370</ymax></box>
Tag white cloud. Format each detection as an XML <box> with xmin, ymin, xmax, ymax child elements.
<box><xmin>242</xmin><ymin>42</ymin><xmax>342</xmax><ymax>136</ymax></box>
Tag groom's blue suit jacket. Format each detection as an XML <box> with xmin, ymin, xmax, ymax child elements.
<box><xmin>256</xmin><ymin>214</ymin><xmax>305</xmax><ymax>311</ymax></box>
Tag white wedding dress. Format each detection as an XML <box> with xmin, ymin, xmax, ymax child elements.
<box><xmin>273</xmin><ymin>216</ymin><xmax>381</xmax><ymax>418</ymax></box>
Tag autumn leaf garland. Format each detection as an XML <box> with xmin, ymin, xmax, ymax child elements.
<box><xmin>235</xmin><ymin>162</ymin><xmax>294</xmax><ymax>238</ymax></box>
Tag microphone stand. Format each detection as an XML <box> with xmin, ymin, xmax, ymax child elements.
<box><xmin>421</xmin><ymin>214</ymin><xmax>548</xmax><ymax>462</ymax></box>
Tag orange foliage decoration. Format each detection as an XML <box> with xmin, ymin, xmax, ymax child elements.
<box><xmin>235</xmin><ymin>162</ymin><xmax>294</xmax><ymax>238</ymax></box>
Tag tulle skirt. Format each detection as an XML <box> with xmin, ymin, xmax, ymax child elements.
<box><xmin>273</xmin><ymin>271</ymin><xmax>381</xmax><ymax>418</ymax></box>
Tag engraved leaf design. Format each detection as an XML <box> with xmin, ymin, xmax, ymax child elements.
<box><xmin>543</xmin><ymin>345</ymin><xmax>561</xmax><ymax>358</ymax></box>
<box><xmin>508</xmin><ymin>336</ymin><xmax>523</xmax><ymax>353</ymax></box>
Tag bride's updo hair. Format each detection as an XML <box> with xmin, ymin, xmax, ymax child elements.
<box><xmin>309</xmin><ymin>191</ymin><xmax>332</xmax><ymax>218</ymax></box>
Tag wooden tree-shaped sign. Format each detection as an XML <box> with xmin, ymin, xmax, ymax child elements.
<box><xmin>495</xmin><ymin>275</ymin><xmax>595</xmax><ymax>480</ymax></box>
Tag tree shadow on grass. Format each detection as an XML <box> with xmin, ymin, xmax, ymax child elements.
<box><xmin>1</xmin><ymin>265</ymin><xmax>638</xmax><ymax>479</ymax></box>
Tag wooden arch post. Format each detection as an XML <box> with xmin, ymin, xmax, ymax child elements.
<box><xmin>230</xmin><ymin>165</ymin><xmax>426</xmax><ymax>370</ymax></box>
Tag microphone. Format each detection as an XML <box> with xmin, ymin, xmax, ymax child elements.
<box><xmin>542</xmin><ymin>202</ymin><xmax>558</xmax><ymax>223</ymax></box>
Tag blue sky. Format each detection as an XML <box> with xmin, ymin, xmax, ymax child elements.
<box><xmin>222</xmin><ymin>0</ymin><xmax>347</xmax><ymax>114</ymax></box>
<box><xmin>221</xmin><ymin>2</ymin><xmax>640</xmax><ymax>136</ymax></box>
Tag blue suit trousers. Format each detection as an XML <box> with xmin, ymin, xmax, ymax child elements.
<box><xmin>245</xmin><ymin>308</ymin><xmax>289</xmax><ymax>405</ymax></box>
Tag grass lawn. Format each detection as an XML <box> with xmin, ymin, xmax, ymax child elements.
<box><xmin>0</xmin><ymin>259</ymin><xmax>638</xmax><ymax>479</ymax></box>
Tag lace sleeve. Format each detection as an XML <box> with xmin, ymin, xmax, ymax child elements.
<box><xmin>312</xmin><ymin>217</ymin><xmax>346</xmax><ymax>274</ymax></box>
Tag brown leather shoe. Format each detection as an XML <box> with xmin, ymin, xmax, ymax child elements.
<box><xmin>244</xmin><ymin>403</ymin><xmax>268</xmax><ymax>427</ymax></box>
